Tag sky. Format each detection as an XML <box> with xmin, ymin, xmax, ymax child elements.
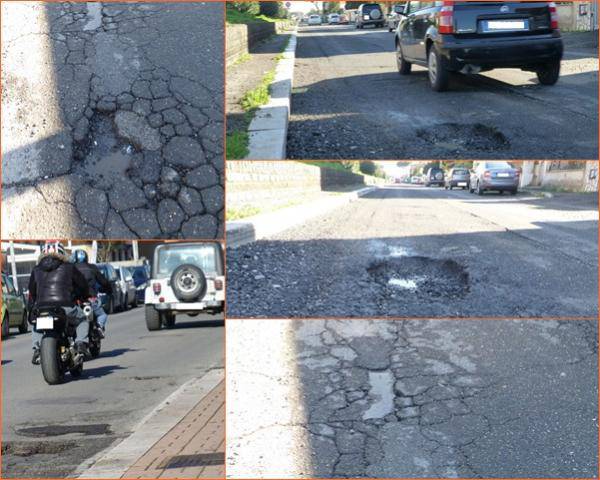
<box><xmin>286</xmin><ymin>1</ymin><xmax>324</xmax><ymax>14</ymax></box>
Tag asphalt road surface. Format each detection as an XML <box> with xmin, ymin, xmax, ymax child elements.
<box><xmin>227</xmin><ymin>319</ymin><xmax>598</xmax><ymax>478</ymax></box>
<box><xmin>2</xmin><ymin>2</ymin><xmax>224</xmax><ymax>239</ymax></box>
<box><xmin>227</xmin><ymin>186</ymin><xmax>598</xmax><ymax>318</ymax></box>
<box><xmin>287</xmin><ymin>25</ymin><xmax>598</xmax><ymax>160</ymax></box>
<box><xmin>1</xmin><ymin>306</ymin><xmax>224</xmax><ymax>478</ymax></box>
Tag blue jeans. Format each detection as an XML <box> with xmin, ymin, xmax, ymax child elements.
<box><xmin>32</xmin><ymin>306</ymin><xmax>88</xmax><ymax>349</ymax></box>
<box><xmin>91</xmin><ymin>298</ymin><xmax>108</xmax><ymax>329</ymax></box>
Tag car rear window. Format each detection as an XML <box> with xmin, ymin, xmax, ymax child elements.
<box><xmin>156</xmin><ymin>244</ymin><xmax>219</xmax><ymax>278</ymax></box>
<box><xmin>363</xmin><ymin>4</ymin><xmax>381</xmax><ymax>14</ymax></box>
<box><xmin>453</xmin><ymin>169</ymin><xmax>468</xmax><ymax>175</ymax></box>
<box><xmin>484</xmin><ymin>161</ymin><xmax>514</xmax><ymax>170</ymax></box>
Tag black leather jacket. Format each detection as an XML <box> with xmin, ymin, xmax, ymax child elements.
<box><xmin>28</xmin><ymin>255</ymin><xmax>89</xmax><ymax>308</ymax></box>
<box><xmin>75</xmin><ymin>262</ymin><xmax>111</xmax><ymax>297</ymax></box>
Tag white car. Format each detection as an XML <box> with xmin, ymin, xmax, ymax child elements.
<box><xmin>328</xmin><ymin>13</ymin><xmax>340</xmax><ymax>24</ymax></box>
<box><xmin>145</xmin><ymin>242</ymin><xmax>225</xmax><ymax>330</ymax></box>
<box><xmin>308</xmin><ymin>14</ymin><xmax>322</xmax><ymax>25</ymax></box>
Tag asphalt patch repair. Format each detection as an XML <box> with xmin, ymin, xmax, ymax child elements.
<box><xmin>417</xmin><ymin>123</ymin><xmax>510</xmax><ymax>152</ymax></box>
<box><xmin>16</xmin><ymin>423</ymin><xmax>112</xmax><ymax>437</ymax></box>
<box><xmin>367</xmin><ymin>256</ymin><xmax>470</xmax><ymax>299</ymax></box>
<box><xmin>2</xmin><ymin>440</ymin><xmax>77</xmax><ymax>456</ymax></box>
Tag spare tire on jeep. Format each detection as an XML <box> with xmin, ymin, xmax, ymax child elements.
<box><xmin>170</xmin><ymin>264</ymin><xmax>206</xmax><ymax>302</ymax></box>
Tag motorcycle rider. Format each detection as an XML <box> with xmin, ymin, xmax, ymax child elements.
<box><xmin>28</xmin><ymin>241</ymin><xmax>90</xmax><ymax>365</ymax></box>
<box><xmin>71</xmin><ymin>249</ymin><xmax>111</xmax><ymax>337</ymax></box>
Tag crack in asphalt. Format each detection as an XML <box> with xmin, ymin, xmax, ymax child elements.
<box><xmin>2</xmin><ymin>2</ymin><xmax>224</xmax><ymax>239</ymax></box>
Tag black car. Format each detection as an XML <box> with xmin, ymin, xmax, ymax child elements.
<box><xmin>356</xmin><ymin>3</ymin><xmax>385</xmax><ymax>29</ymax></box>
<box><xmin>97</xmin><ymin>263</ymin><xmax>121</xmax><ymax>314</ymax></box>
<box><xmin>424</xmin><ymin>167</ymin><xmax>445</xmax><ymax>187</ymax></box>
<box><xmin>127</xmin><ymin>265</ymin><xmax>150</xmax><ymax>304</ymax></box>
<box><xmin>395</xmin><ymin>1</ymin><xmax>563</xmax><ymax>91</ymax></box>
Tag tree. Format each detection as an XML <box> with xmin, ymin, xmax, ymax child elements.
<box><xmin>345</xmin><ymin>1</ymin><xmax>363</xmax><ymax>9</ymax></box>
<box><xmin>259</xmin><ymin>1</ymin><xmax>282</xmax><ymax>17</ymax></box>
<box><xmin>359</xmin><ymin>160</ymin><xmax>377</xmax><ymax>176</ymax></box>
<box><xmin>228</xmin><ymin>2</ymin><xmax>259</xmax><ymax>14</ymax></box>
<box><xmin>324</xmin><ymin>1</ymin><xmax>341</xmax><ymax>13</ymax></box>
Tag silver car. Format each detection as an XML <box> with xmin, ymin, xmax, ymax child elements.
<box><xmin>469</xmin><ymin>162</ymin><xmax>520</xmax><ymax>196</ymax></box>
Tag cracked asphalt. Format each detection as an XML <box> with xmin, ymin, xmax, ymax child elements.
<box><xmin>226</xmin><ymin>319</ymin><xmax>598</xmax><ymax>478</ymax></box>
<box><xmin>1</xmin><ymin>2</ymin><xmax>224</xmax><ymax>239</ymax></box>
<box><xmin>1</xmin><ymin>307</ymin><xmax>223</xmax><ymax>478</ymax></box>
<box><xmin>287</xmin><ymin>25</ymin><xmax>598</xmax><ymax>160</ymax></box>
<box><xmin>226</xmin><ymin>186</ymin><xmax>598</xmax><ymax>318</ymax></box>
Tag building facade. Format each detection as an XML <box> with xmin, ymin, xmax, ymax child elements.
<box><xmin>520</xmin><ymin>161</ymin><xmax>598</xmax><ymax>192</ymax></box>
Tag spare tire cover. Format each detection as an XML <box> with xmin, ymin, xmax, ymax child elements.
<box><xmin>370</xmin><ymin>9</ymin><xmax>381</xmax><ymax>19</ymax></box>
<box><xmin>170</xmin><ymin>264</ymin><xmax>207</xmax><ymax>302</ymax></box>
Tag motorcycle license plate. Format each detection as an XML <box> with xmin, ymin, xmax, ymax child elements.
<box><xmin>36</xmin><ymin>316</ymin><xmax>54</xmax><ymax>329</ymax></box>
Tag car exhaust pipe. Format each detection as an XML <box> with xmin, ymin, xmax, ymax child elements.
<box><xmin>460</xmin><ymin>64</ymin><xmax>481</xmax><ymax>74</ymax></box>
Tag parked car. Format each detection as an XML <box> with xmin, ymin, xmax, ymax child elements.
<box><xmin>97</xmin><ymin>263</ymin><xmax>122</xmax><ymax>313</ymax></box>
<box><xmin>395</xmin><ymin>1</ymin><xmax>563</xmax><ymax>91</ymax></box>
<box><xmin>339</xmin><ymin>14</ymin><xmax>349</xmax><ymax>24</ymax></box>
<box><xmin>308</xmin><ymin>14</ymin><xmax>322</xmax><ymax>25</ymax></box>
<box><xmin>424</xmin><ymin>167</ymin><xmax>445</xmax><ymax>187</ymax></box>
<box><xmin>469</xmin><ymin>161</ymin><xmax>520</xmax><ymax>195</ymax></box>
<box><xmin>445</xmin><ymin>167</ymin><xmax>471</xmax><ymax>190</ymax></box>
<box><xmin>356</xmin><ymin>3</ymin><xmax>385</xmax><ymax>29</ymax></box>
<box><xmin>114</xmin><ymin>265</ymin><xmax>137</xmax><ymax>309</ymax></box>
<box><xmin>145</xmin><ymin>242</ymin><xmax>225</xmax><ymax>331</ymax></box>
<box><xmin>387</xmin><ymin>4</ymin><xmax>406</xmax><ymax>32</ymax></box>
<box><xmin>410</xmin><ymin>175</ymin><xmax>423</xmax><ymax>185</ymax></box>
<box><xmin>1</xmin><ymin>273</ymin><xmax>28</xmax><ymax>338</ymax></box>
<box><xmin>127</xmin><ymin>265</ymin><xmax>150</xmax><ymax>305</ymax></box>
<box><xmin>328</xmin><ymin>13</ymin><xmax>341</xmax><ymax>24</ymax></box>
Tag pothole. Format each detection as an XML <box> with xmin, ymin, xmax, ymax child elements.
<box><xmin>15</xmin><ymin>423</ymin><xmax>111</xmax><ymax>437</ymax></box>
<box><xmin>2</xmin><ymin>440</ymin><xmax>77</xmax><ymax>457</ymax></box>
<box><xmin>74</xmin><ymin>112</ymin><xmax>135</xmax><ymax>187</ymax></box>
<box><xmin>367</xmin><ymin>256</ymin><xmax>469</xmax><ymax>299</ymax></box>
<box><xmin>417</xmin><ymin>123</ymin><xmax>509</xmax><ymax>151</ymax></box>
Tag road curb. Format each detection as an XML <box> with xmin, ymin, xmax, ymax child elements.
<box><xmin>246</xmin><ymin>30</ymin><xmax>297</xmax><ymax>159</ymax></box>
<box><xmin>226</xmin><ymin>186</ymin><xmax>377</xmax><ymax>248</ymax></box>
<box><xmin>74</xmin><ymin>368</ymin><xmax>224</xmax><ymax>479</ymax></box>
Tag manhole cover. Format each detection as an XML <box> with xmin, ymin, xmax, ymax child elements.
<box><xmin>2</xmin><ymin>440</ymin><xmax>76</xmax><ymax>456</ymax></box>
<box><xmin>158</xmin><ymin>452</ymin><xmax>224</xmax><ymax>469</ymax></box>
<box><xmin>16</xmin><ymin>424</ymin><xmax>111</xmax><ymax>437</ymax></box>
<box><xmin>417</xmin><ymin>123</ymin><xmax>509</xmax><ymax>151</ymax></box>
<box><xmin>368</xmin><ymin>256</ymin><xmax>469</xmax><ymax>298</ymax></box>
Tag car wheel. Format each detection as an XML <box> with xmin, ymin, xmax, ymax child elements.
<box><xmin>145</xmin><ymin>305</ymin><xmax>161</xmax><ymax>331</ymax></box>
<box><xmin>469</xmin><ymin>184</ymin><xmax>475</xmax><ymax>194</ymax></box>
<box><xmin>427</xmin><ymin>45</ymin><xmax>450</xmax><ymax>92</ymax></box>
<box><xmin>19</xmin><ymin>310</ymin><xmax>28</xmax><ymax>334</ymax></box>
<box><xmin>163</xmin><ymin>313</ymin><xmax>176</xmax><ymax>329</ymax></box>
<box><xmin>396</xmin><ymin>41</ymin><xmax>412</xmax><ymax>75</ymax></box>
<box><xmin>510</xmin><ymin>189</ymin><xmax>518</xmax><ymax>196</ymax></box>
<box><xmin>132</xmin><ymin>294</ymin><xmax>138</xmax><ymax>308</ymax></box>
<box><xmin>171</xmin><ymin>264</ymin><xmax>207</xmax><ymax>302</ymax></box>
<box><xmin>108</xmin><ymin>296</ymin><xmax>114</xmax><ymax>315</ymax></box>
<box><xmin>2</xmin><ymin>313</ymin><xmax>9</xmax><ymax>340</ymax></box>
<box><xmin>122</xmin><ymin>294</ymin><xmax>129</xmax><ymax>311</ymax></box>
<box><xmin>537</xmin><ymin>61</ymin><xmax>560</xmax><ymax>86</ymax></box>
<box><xmin>476</xmin><ymin>181</ymin><xmax>484</xmax><ymax>196</ymax></box>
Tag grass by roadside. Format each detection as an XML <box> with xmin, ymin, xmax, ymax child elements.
<box><xmin>225</xmin><ymin>8</ymin><xmax>281</xmax><ymax>25</ymax></box>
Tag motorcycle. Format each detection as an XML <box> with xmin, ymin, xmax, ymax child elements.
<box><xmin>32</xmin><ymin>302</ymin><xmax>101</xmax><ymax>385</ymax></box>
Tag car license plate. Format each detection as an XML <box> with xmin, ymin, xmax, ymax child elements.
<box><xmin>36</xmin><ymin>316</ymin><xmax>54</xmax><ymax>329</ymax></box>
<box><xmin>497</xmin><ymin>173</ymin><xmax>510</xmax><ymax>178</ymax></box>
<box><xmin>485</xmin><ymin>20</ymin><xmax>526</xmax><ymax>31</ymax></box>
<box><xmin>458</xmin><ymin>182</ymin><xmax>467</xmax><ymax>187</ymax></box>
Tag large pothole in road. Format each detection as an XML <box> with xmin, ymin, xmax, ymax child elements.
<box><xmin>417</xmin><ymin>123</ymin><xmax>509</xmax><ymax>151</ymax></box>
<box><xmin>15</xmin><ymin>423</ymin><xmax>112</xmax><ymax>437</ymax></box>
<box><xmin>367</xmin><ymin>256</ymin><xmax>470</xmax><ymax>299</ymax></box>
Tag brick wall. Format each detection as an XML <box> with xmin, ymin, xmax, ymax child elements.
<box><xmin>227</xmin><ymin>161</ymin><xmax>380</xmax><ymax>206</ymax></box>
<box><xmin>226</xmin><ymin>22</ymin><xmax>289</xmax><ymax>65</ymax></box>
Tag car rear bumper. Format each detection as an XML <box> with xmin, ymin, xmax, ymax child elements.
<box><xmin>481</xmin><ymin>179</ymin><xmax>519</xmax><ymax>190</ymax></box>
<box><xmin>153</xmin><ymin>300</ymin><xmax>222</xmax><ymax>311</ymax></box>
<box><xmin>439</xmin><ymin>35</ymin><xmax>563</xmax><ymax>71</ymax></box>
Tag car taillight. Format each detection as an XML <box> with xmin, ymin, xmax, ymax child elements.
<box><xmin>152</xmin><ymin>283</ymin><xmax>161</xmax><ymax>294</ymax></box>
<box><xmin>549</xmin><ymin>2</ymin><xmax>559</xmax><ymax>30</ymax></box>
<box><xmin>214</xmin><ymin>279</ymin><xmax>223</xmax><ymax>291</ymax></box>
<box><xmin>484</xmin><ymin>171</ymin><xmax>491</xmax><ymax>178</ymax></box>
<box><xmin>438</xmin><ymin>1</ymin><xmax>454</xmax><ymax>34</ymax></box>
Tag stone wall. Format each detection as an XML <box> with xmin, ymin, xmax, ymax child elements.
<box><xmin>557</xmin><ymin>2</ymin><xmax>597</xmax><ymax>31</ymax></box>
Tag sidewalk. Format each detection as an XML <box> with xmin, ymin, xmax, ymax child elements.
<box><xmin>122</xmin><ymin>381</ymin><xmax>224</xmax><ymax>479</ymax></box>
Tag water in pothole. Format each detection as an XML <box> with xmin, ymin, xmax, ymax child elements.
<box><xmin>76</xmin><ymin>113</ymin><xmax>135</xmax><ymax>189</ymax></box>
<box><xmin>363</xmin><ymin>370</ymin><xmax>394</xmax><ymax>420</ymax></box>
<box><xmin>368</xmin><ymin>256</ymin><xmax>470</xmax><ymax>299</ymax></box>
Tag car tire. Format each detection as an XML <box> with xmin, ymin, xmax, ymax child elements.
<box><xmin>122</xmin><ymin>294</ymin><xmax>129</xmax><ymax>311</ymax></box>
<box><xmin>427</xmin><ymin>46</ymin><xmax>450</xmax><ymax>92</ymax></box>
<box><xmin>537</xmin><ymin>61</ymin><xmax>560</xmax><ymax>86</ymax></box>
<box><xmin>469</xmin><ymin>184</ymin><xmax>475</xmax><ymax>194</ymax></box>
<box><xmin>132</xmin><ymin>294</ymin><xmax>138</xmax><ymax>308</ymax></box>
<box><xmin>476</xmin><ymin>181</ymin><xmax>484</xmax><ymax>196</ymax></box>
<box><xmin>510</xmin><ymin>189</ymin><xmax>518</xmax><ymax>196</ymax></box>
<box><xmin>163</xmin><ymin>313</ymin><xmax>176</xmax><ymax>329</ymax></box>
<box><xmin>396</xmin><ymin>42</ymin><xmax>412</xmax><ymax>75</ymax></box>
<box><xmin>2</xmin><ymin>313</ymin><xmax>9</xmax><ymax>340</ymax></box>
<box><xmin>108</xmin><ymin>296</ymin><xmax>114</xmax><ymax>315</ymax></box>
<box><xmin>145</xmin><ymin>305</ymin><xmax>161</xmax><ymax>331</ymax></box>
<box><xmin>170</xmin><ymin>264</ymin><xmax>207</xmax><ymax>302</ymax></box>
<box><xmin>19</xmin><ymin>310</ymin><xmax>28</xmax><ymax>334</ymax></box>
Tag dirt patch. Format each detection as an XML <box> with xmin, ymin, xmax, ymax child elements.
<box><xmin>417</xmin><ymin>123</ymin><xmax>509</xmax><ymax>151</ymax></box>
<box><xmin>367</xmin><ymin>256</ymin><xmax>470</xmax><ymax>299</ymax></box>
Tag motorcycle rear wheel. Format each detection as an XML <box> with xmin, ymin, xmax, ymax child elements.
<box><xmin>40</xmin><ymin>335</ymin><xmax>65</xmax><ymax>385</ymax></box>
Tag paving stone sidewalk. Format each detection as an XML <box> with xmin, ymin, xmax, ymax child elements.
<box><xmin>123</xmin><ymin>380</ymin><xmax>224</xmax><ymax>479</ymax></box>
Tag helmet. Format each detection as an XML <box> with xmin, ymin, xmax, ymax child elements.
<box><xmin>42</xmin><ymin>241</ymin><xmax>66</xmax><ymax>257</ymax></box>
<box><xmin>72</xmin><ymin>249</ymin><xmax>88</xmax><ymax>264</ymax></box>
